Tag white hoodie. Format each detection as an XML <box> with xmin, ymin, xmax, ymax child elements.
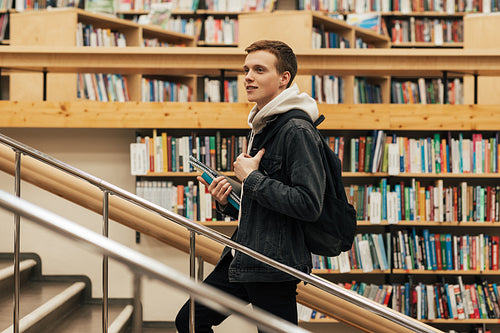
<box><xmin>247</xmin><ymin>83</ymin><xmax>319</xmax><ymax>136</ymax></box>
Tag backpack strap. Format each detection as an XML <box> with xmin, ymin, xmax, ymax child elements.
<box><xmin>250</xmin><ymin>110</ymin><xmax>324</xmax><ymax>154</ymax></box>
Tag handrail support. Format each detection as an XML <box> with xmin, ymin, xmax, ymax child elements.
<box><xmin>102</xmin><ymin>190</ymin><xmax>109</xmax><ymax>333</ymax></box>
<box><xmin>189</xmin><ymin>231</ymin><xmax>196</xmax><ymax>333</ymax></box>
<box><xmin>13</xmin><ymin>150</ymin><xmax>21</xmax><ymax>333</ymax></box>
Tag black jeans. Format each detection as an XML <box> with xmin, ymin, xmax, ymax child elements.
<box><xmin>175</xmin><ymin>254</ymin><xmax>299</xmax><ymax>333</ymax></box>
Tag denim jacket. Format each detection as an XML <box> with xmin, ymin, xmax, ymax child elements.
<box><xmin>218</xmin><ymin>116</ymin><xmax>326</xmax><ymax>282</ymax></box>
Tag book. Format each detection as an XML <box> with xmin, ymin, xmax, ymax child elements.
<box><xmin>188</xmin><ymin>155</ymin><xmax>241</xmax><ymax>210</ymax></box>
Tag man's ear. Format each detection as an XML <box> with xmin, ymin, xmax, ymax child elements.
<box><xmin>280</xmin><ymin>71</ymin><xmax>291</xmax><ymax>87</ymax></box>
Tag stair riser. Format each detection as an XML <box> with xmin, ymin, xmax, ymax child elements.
<box><xmin>0</xmin><ymin>267</ymin><xmax>33</xmax><ymax>295</ymax></box>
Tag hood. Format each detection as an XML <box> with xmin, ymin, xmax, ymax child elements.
<box><xmin>247</xmin><ymin>83</ymin><xmax>319</xmax><ymax>134</ymax></box>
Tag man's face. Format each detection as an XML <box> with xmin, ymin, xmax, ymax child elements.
<box><xmin>243</xmin><ymin>50</ymin><xmax>289</xmax><ymax>110</ymax></box>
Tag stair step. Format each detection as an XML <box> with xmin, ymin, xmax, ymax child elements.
<box><xmin>45</xmin><ymin>303</ymin><xmax>133</xmax><ymax>333</ymax></box>
<box><xmin>0</xmin><ymin>281</ymin><xmax>84</xmax><ymax>333</ymax></box>
<box><xmin>0</xmin><ymin>259</ymin><xmax>37</xmax><ymax>294</ymax></box>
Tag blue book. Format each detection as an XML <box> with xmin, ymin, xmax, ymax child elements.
<box><xmin>404</xmin><ymin>282</ymin><xmax>410</xmax><ymax>316</ymax></box>
<box><xmin>421</xmin><ymin>139</ymin><xmax>426</xmax><ymax>173</ymax></box>
<box><xmin>377</xmin><ymin>233</ymin><xmax>389</xmax><ymax>270</ymax></box>
<box><xmin>429</xmin><ymin>233</ymin><xmax>437</xmax><ymax>270</ymax></box>
<box><xmin>423</xmin><ymin>229</ymin><xmax>432</xmax><ymax>270</ymax></box>
<box><xmin>380</xmin><ymin>178</ymin><xmax>387</xmax><ymax>220</ymax></box>
<box><xmin>395</xmin><ymin>184</ymin><xmax>402</xmax><ymax>221</ymax></box>
<box><xmin>189</xmin><ymin>155</ymin><xmax>241</xmax><ymax>210</ymax></box>
<box><xmin>434</xmin><ymin>285</ymin><xmax>441</xmax><ymax>318</ymax></box>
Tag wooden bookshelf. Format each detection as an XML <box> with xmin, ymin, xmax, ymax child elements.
<box><xmin>3</xmin><ymin>28</ymin><xmax>500</xmax><ymax>330</ymax></box>
<box><xmin>9</xmin><ymin>8</ymin><xmax>196</xmax><ymax>102</ymax></box>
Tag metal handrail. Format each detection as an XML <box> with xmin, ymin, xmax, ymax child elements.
<box><xmin>0</xmin><ymin>190</ymin><xmax>309</xmax><ymax>333</ymax></box>
<box><xmin>0</xmin><ymin>132</ymin><xmax>439</xmax><ymax>333</ymax></box>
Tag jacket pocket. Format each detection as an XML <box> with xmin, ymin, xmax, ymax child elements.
<box><xmin>260</xmin><ymin>156</ymin><xmax>282</xmax><ymax>177</ymax></box>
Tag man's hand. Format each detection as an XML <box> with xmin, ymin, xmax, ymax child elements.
<box><xmin>233</xmin><ymin>148</ymin><xmax>265</xmax><ymax>182</ymax></box>
<box><xmin>197</xmin><ymin>176</ymin><xmax>232</xmax><ymax>206</ymax></box>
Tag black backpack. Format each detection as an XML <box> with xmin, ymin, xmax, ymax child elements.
<box><xmin>252</xmin><ymin>109</ymin><xmax>357</xmax><ymax>257</ymax></box>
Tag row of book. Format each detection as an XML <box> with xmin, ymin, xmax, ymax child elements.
<box><xmin>119</xmin><ymin>0</ymin><xmax>199</xmax><ymax>11</ymax></box>
<box><xmin>141</xmin><ymin>78</ymin><xmax>193</xmax><ymax>102</ymax></box>
<box><xmin>312</xmin><ymin>28</ymin><xmax>351</xmax><ymax>49</ymax></box>
<box><xmin>312</xmin><ymin>75</ymin><xmax>345</xmax><ymax>104</ymax></box>
<box><xmin>203</xmin><ymin>16</ymin><xmax>238</xmax><ymax>44</ymax></box>
<box><xmin>118</xmin><ymin>0</ymin><xmax>275</xmax><ymax>12</ymax></box>
<box><xmin>314</xmin><ymin>228</ymin><xmax>500</xmax><ymax>272</ymax></box>
<box><xmin>76</xmin><ymin>23</ymin><xmax>127</xmax><ymax>47</ymax></box>
<box><xmin>353</xmin><ymin>78</ymin><xmax>383</xmax><ymax>103</ymax></box>
<box><xmin>203</xmin><ymin>78</ymin><xmax>238</xmax><ymax>103</ymax></box>
<box><xmin>131</xmin><ymin>129</ymin><xmax>500</xmax><ymax>176</ymax></box>
<box><xmin>348</xmin><ymin>131</ymin><xmax>500</xmax><ymax>174</ymax></box>
<box><xmin>130</xmin><ymin>130</ymin><xmax>349</xmax><ymax>175</ymax></box>
<box><xmin>312</xmin><ymin>233</ymin><xmax>391</xmax><ymax>272</ymax></box>
<box><xmin>390</xmin><ymin>18</ymin><xmax>463</xmax><ymax>45</ymax></box>
<box><xmin>349</xmin><ymin>180</ymin><xmax>500</xmax><ymax>223</ymax></box>
<box><xmin>391</xmin><ymin>78</ymin><xmax>463</xmax><ymax>105</ymax></box>
<box><xmin>135</xmin><ymin>180</ymin><xmax>229</xmax><ymax>221</ymax></box>
<box><xmin>302</xmin><ymin>277</ymin><xmax>500</xmax><ymax>326</ymax></box>
<box><xmin>392</xmin><ymin>229</ymin><xmax>500</xmax><ymax>272</ymax></box>
<box><xmin>203</xmin><ymin>0</ymin><xmax>276</xmax><ymax>11</ymax></box>
<box><xmin>390</xmin><ymin>278</ymin><xmax>500</xmax><ymax>320</ymax></box>
<box><xmin>130</xmin><ymin>131</ymin><xmax>248</xmax><ymax>175</ymax></box>
<box><xmin>299</xmin><ymin>0</ymin><xmax>492</xmax><ymax>13</ymax></box>
<box><xmin>150</xmin><ymin>16</ymin><xmax>201</xmax><ymax>38</ymax></box>
<box><xmin>77</xmin><ymin>73</ymin><xmax>131</xmax><ymax>102</ymax></box>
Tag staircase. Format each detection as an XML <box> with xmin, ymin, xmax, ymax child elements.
<box><xmin>0</xmin><ymin>253</ymin><xmax>175</xmax><ymax>333</ymax></box>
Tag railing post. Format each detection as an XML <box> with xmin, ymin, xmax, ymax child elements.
<box><xmin>132</xmin><ymin>272</ymin><xmax>142</xmax><ymax>333</ymax></box>
<box><xmin>189</xmin><ymin>231</ymin><xmax>196</xmax><ymax>333</ymax></box>
<box><xmin>102</xmin><ymin>190</ymin><xmax>109</xmax><ymax>333</ymax></box>
<box><xmin>474</xmin><ymin>73</ymin><xmax>479</xmax><ymax>104</ymax></box>
<box><xmin>197</xmin><ymin>255</ymin><xmax>204</xmax><ymax>281</ymax></box>
<box><xmin>13</xmin><ymin>151</ymin><xmax>21</xmax><ymax>333</ymax></box>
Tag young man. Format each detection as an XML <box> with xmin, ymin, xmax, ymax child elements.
<box><xmin>175</xmin><ymin>40</ymin><xmax>326</xmax><ymax>332</ymax></box>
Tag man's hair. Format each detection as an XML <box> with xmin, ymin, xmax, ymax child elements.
<box><xmin>245</xmin><ymin>40</ymin><xmax>297</xmax><ymax>88</ymax></box>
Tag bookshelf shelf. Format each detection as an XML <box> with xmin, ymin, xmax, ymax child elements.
<box><xmin>382</xmin><ymin>11</ymin><xmax>467</xmax><ymax>17</ymax></box>
<box><xmin>422</xmin><ymin>319</ymin><xmax>500</xmax><ymax>323</ymax></box>
<box><xmin>343</xmin><ymin>172</ymin><xmax>500</xmax><ymax>178</ymax></box>
<box><xmin>392</xmin><ymin>269</ymin><xmax>500</xmax><ymax>275</ymax></box>
<box><xmin>4</xmin><ymin>102</ymin><xmax>500</xmax><ymax>130</ymax></box>
<box><xmin>312</xmin><ymin>269</ymin><xmax>391</xmax><ymax>274</ymax></box>
<box><xmin>200</xmin><ymin>221</ymin><xmax>238</xmax><ymax>227</ymax></box>
<box><xmin>356</xmin><ymin>221</ymin><xmax>500</xmax><ymax>227</ymax></box>
<box><xmin>302</xmin><ymin>318</ymin><xmax>339</xmax><ymax>323</ymax></box>
<box><xmin>145</xmin><ymin>171</ymin><xmax>236</xmax><ymax>177</ymax></box>
<box><xmin>391</xmin><ymin>42</ymin><xmax>463</xmax><ymax>48</ymax></box>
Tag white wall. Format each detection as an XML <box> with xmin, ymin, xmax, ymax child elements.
<box><xmin>0</xmin><ymin>128</ymin><xmax>362</xmax><ymax>333</ymax></box>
